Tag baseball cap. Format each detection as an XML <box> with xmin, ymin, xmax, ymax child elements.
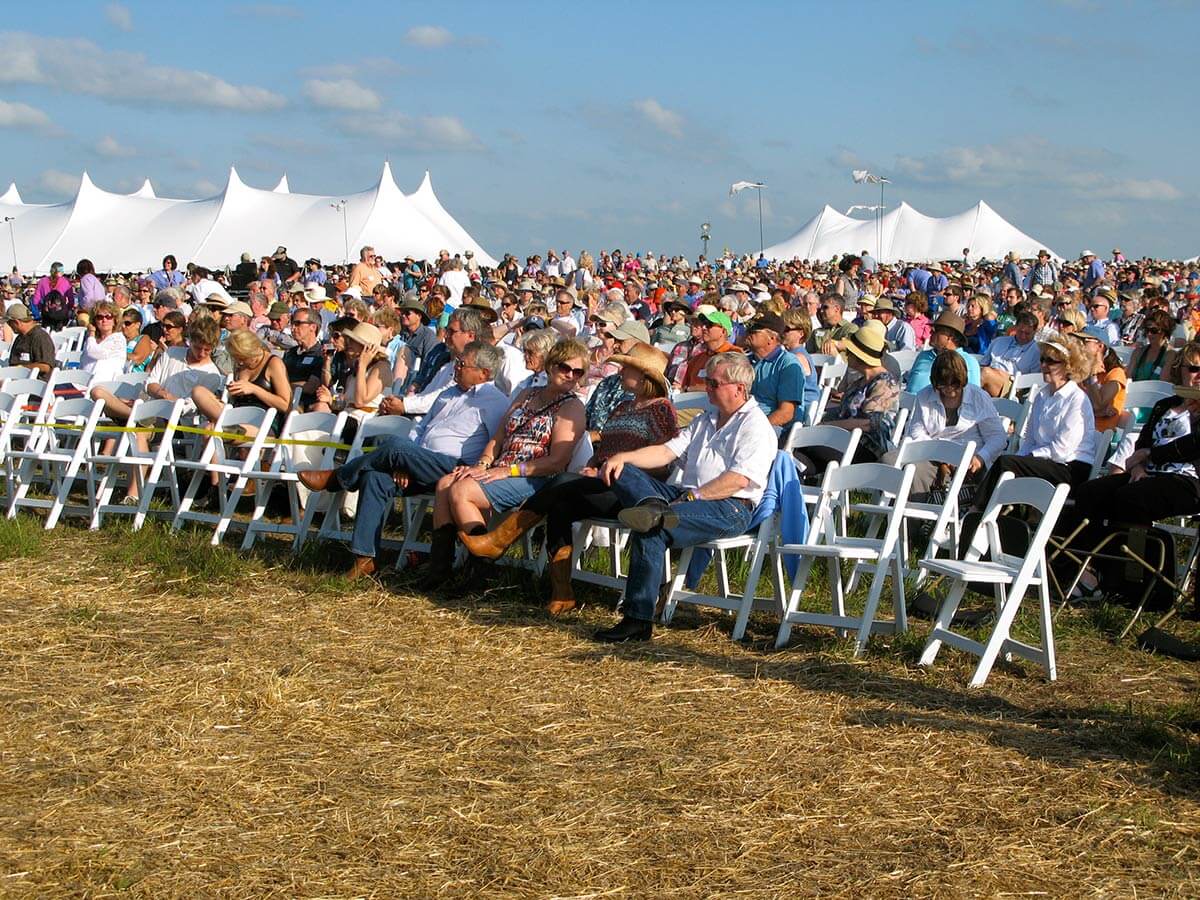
<box><xmin>698</xmin><ymin>310</ymin><xmax>734</xmax><ymax>334</ymax></box>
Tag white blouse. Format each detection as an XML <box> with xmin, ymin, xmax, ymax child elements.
<box><xmin>1020</xmin><ymin>380</ymin><xmax>1096</xmax><ymax>464</ymax></box>
<box><xmin>908</xmin><ymin>383</ymin><xmax>1008</xmax><ymax>466</ymax></box>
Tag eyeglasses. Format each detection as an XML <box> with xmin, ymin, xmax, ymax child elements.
<box><xmin>1145</xmin><ymin>327</ymin><xmax>1164</xmax><ymax>336</ymax></box>
<box><xmin>94</xmin><ymin>313</ymin><xmax>114</xmax><ymax>320</ymax></box>
<box><xmin>1089</xmin><ymin>303</ymin><xmax>1107</xmax><ymax>310</ymax></box>
<box><xmin>165</xmin><ymin>324</ymin><xmax>183</xmax><ymax>331</ymax></box>
<box><xmin>704</xmin><ymin>377</ymin><xmax>734</xmax><ymax>389</ymax></box>
<box><xmin>453</xmin><ymin>359</ymin><xmax>481</xmax><ymax>371</ymax></box>
<box><xmin>1039</xmin><ymin>356</ymin><xmax>1062</xmax><ymax>365</ymax></box>
<box><xmin>555</xmin><ymin>362</ymin><xmax>586</xmax><ymax>378</ymax></box>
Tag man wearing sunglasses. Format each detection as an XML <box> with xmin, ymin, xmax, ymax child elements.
<box><xmin>1086</xmin><ymin>289</ymin><xmax>1120</xmax><ymax>345</ymax></box>
<box><xmin>592</xmin><ymin>351</ymin><xmax>776</xmax><ymax>643</ymax></box>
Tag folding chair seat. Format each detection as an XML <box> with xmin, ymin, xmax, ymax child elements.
<box><xmin>241</xmin><ymin>410</ymin><xmax>347</xmax><ymax>550</ymax></box>
<box><xmin>170</xmin><ymin>405</ymin><xmax>277</xmax><ymax>545</ymax></box>
<box><xmin>775</xmin><ymin>461</ymin><xmax>915</xmax><ymax>655</ymax></box>
<box><xmin>89</xmin><ymin>398</ymin><xmax>186</xmax><ymax>530</ymax></box>
<box><xmin>918</xmin><ymin>474</ymin><xmax>1070</xmax><ymax>686</ymax></box>
<box><xmin>6</xmin><ymin>397</ymin><xmax>105</xmax><ymax>529</ymax></box>
<box><xmin>297</xmin><ymin>414</ymin><xmax>415</xmax><ymax>553</ymax></box>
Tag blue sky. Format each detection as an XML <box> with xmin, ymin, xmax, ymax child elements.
<box><xmin>0</xmin><ymin>0</ymin><xmax>1196</xmax><ymax>259</ymax></box>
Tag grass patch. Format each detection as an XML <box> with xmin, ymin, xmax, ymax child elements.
<box><xmin>0</xmin><ymin>515</ymin><xmax>46</xmax><ymax>561</ymax></box>
<box><xmin>94</xmin><ymin>520</ymin><xmax>256</xmax><ymax>596</ymax></box>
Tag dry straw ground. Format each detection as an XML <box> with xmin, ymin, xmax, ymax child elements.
<box><xmin>0</xmin><ymin>517</ymin><xmax>1198</xmax><ymax>897</ymax></box>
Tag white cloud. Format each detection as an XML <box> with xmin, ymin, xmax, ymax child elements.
<box><xmin>191</xmin><ymin>179</ymin><xmax>221</xmax><ymax>197</ymax></box>
<box><xmin>404</xmin><ymin>25</ymin><xmax>454</xmax><ymax>47</ymax></box>
<box><xmin>340</xmin><ymin>112</ymin><xmax>484</xmax><ymax>152</ymax></box>
<box><xmin>302</xmin><ymin>78</ymin><xmax>382</xmax><ymax>111</ymax></box>
<box><xmin>105</xmin><ymin>3</ymin><xmax>133</xmax><ymax>31</ymax></box>
<box><xmin>95</xmin><ymin>135</ymin><xmax>136</xmax><ymax>158</ymax></box>
<box><xmin>0</xmin><ymin>31</ymin><xmax>286</xmax><ymax>112</ymax></box>
<box><xmin>0</xmin><ymin>99</ymin><xmax>51</xmax><ymax>129</ymax></box>
<box><xmin>632</xmin><ymin>98</ymin><xmax>684</xmax><ymax>139</ymax></box>
<box><xmin>37</xmin><ymin>169</ymin><xmax>80</xmax><ymax>197</ymax></box>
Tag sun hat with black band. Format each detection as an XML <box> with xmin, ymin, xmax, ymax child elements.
<box><xmin>607</xmin><ymin>341</ymin><xmax>670</xmax><ymax>394</ymax></box>
<box><xmin>931</xmin><ymin>310</ymin><xmax>967</xmax><ymax>344</ymax></box>
<box><xmin>343</xmin><ymin>320</ymin><xmax>384</xmax><ymax>349</ymax></box>
<box><xmin>462</xmin><ymin>298</ymin><xmax>499</xmax><ymax>323</ymax></box>
<box><xmin>397</xmin><ymin>292</ymin><xmax>430</xmax><ymax>323</ymax></box>
<box><xmin>843</xmin><ymin>319</ymin><xmax>887</xmax><ymax>367</ymax></box>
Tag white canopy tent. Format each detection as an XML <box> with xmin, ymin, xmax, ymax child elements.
<box><xmin>0</xmin><ymin>163</ymin><xmax>496</xmax><ymax>274</ymax></box>
<box><xmin>762</xmin><ymin>200</ymin><xmax>1057</xmax><ymax>264</ymax></box>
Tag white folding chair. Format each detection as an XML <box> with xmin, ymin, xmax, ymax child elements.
<box><xmin>6</xmin><ymin>397</ymin><xmax>105</xmax><ymax>529</ymax></box>
<box><xmin>298</xmin><ymin>415</ymin><xmax>415</xmax><ymax>553</ymax></box>
<box><xmin>918</xmin><ymin>475</ymin><xmax>1069</xmax><ymax>686</ymax></box>
<box><xmin>991</xmin><ymin>397</ymin><xmax>1027</xmax><ymax>453</ymax></box>
<box><xmin>59</xmin><ymin>326</ymin><xmax>87</xmax><ymax>352</ymax></box>
<box><xmin>241</xmin><ymin>411</ymin><xmax>347</xmax><ymax>551</ymax></box>
<box><xmin>658</xmin><ymin>452</ymin><xmax>798</xmax><ymax>640</ymax></box>
<box><xmin>804</xmin><ymin>384</ymin><xmax>833</xmax><ymax>426</ymax></box>
<box><xmin>1007</xmin><ymin>371</ymin><xmax>1044</xmax><ymax>400</ymax></box>
<box><xmin>55</xmin><ymin>349</ymin><xmax>83</xmax><ymax>369</ymax></box>
<box><xmin>888</xmin><ymin>406</ymin><xmax>910</xmax><ymax>448</ymax></box>
<box><xmin>774</xmin><ymin>461</ymin><xmax>915</xmax><ymax>656</ymax></box>
<box><xmin>782</xmin><ymin>423</ymin><xmax>862</xmax><ymax>507</ymax></box>
<box><xmin>818</xmin><ymin>359</ymin><xmax>847</xmax><ymax>388</ymax></box>
<box><xmin>89</xmin><ymin>398</ymin><xmax>186</xmax><ymax>530</ymax></box>
<box><xmin>1119</xmin><ymin>380</ymin><xmax>1175</xmax><ymax>436</ymax></box>
<box><xmin>0</xmin><ymin>365</ymin><xmax>32</xmax><ymax>388</ymax></box>
<box><xmin>0</xmin><ymin>379</ymin><xmax>47</xmax><ymax>501</ymax></box>
<box><xmin>171</xmin><ymin>405</ymin><xmax>277</xmax><ymax>545</ymax></box>
<box><xmin>888</xmin><ymin>438</ymin><xmax>977</xmax><ymax>581</ymax></box>
<box><xmin>889</xmin><ymin>348</ymin><xmax>918</xmax><ymax>381</ymax></box>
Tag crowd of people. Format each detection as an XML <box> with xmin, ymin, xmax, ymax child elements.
<box><xmin>3</xmin><ymin>242</ymin><xmax>1200</xmax><ymax>642</ymax></box>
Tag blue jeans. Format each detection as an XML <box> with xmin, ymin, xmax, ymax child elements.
<box><xmin>333</xmin><ymin>435</ymin><xmax>459</xmax><ymax>558</ymax></box>
<box><xmin>610</xmin><ymin>465</ymin><xmax>753</xmax><ymax>622</ymax></box>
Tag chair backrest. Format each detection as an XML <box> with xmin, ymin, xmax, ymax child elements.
<box><xmin>890</xmin><ymin>406</ymin><xmax>910</xmax><ymax>446</ymax></box>
<box><xmin>1008</xmin><ymin>371</ymin><xmax>1045</xmax><ymax>399</ymax></box>
<box><xmin>55</xmin><ymin>349</ymin><xmax>83</xmax><ymax>368</ymax></box>
<box><xmin>568</xmin><ymin>431</ymin><xmax>594</xmax><ymax>473</ymax></box>
<box><xmin>895</xmin><ymin>437</ymin><xmax>976</xmax><ymax>469</ymax></box>
<box><xmin>0</xmin><ymin>365</ymin><xmax>30</xmax><ymax>384</ymax></box>
<box><xmin>59</xmin><ymin>326</ymin><xmax>86</xmax><ymax>351</ymax></box>
<box><xmin>971</xmin><ymin>474</ymin><xmax>1070</xmax><ymax>577</ymax></box>
<box><xmin>783</xmin><ymin>423</ymin><xmax>862</xmax><ymax>461</ymax></box>
<box><xmin>91</xmin><ymin>377</ymin><xmax>147</xmax><ymax>403</ymax></box>
<box><xmin>48</xmin><ymin>369</ymin><xmax>94</xmax><ymax>391</ymax></box>
<box><xmin>808</xmin><ymin>353</ymin><xmax>837</xmax><ymax>369</ymax></box>
<box><xmin>345</xmin><ymin>413</ymin><xmax>416</xmax><ymax>458</ymax></box>
<box><xmin>671</xmin><ymin>391</ymin><xmax>710</xmax><ymax>411</ymax></box>
<box><xmin>805</xmin><ymin>384</ymin><xmax>832</xmax><ymax>426</ymax></box>
<box><xmin>1123</xmin><ymin>380</ymin><xmax>1174</xmax><ymax>415</ymax></box>
<box><xmin>1112</xmin><ymin>344</ymin><xmax>1133</xmax><ymax>366</ymax></box>
<box><xmin>0</xmin><ymin>377</ymin><xmax>45</xmax><ymax>401</ymax></box>
<box><xmin>882</xmin><ymin>354</ymin><xmax>902</xmax><ymax>383</ymax></box>
<box><xmin>811</xmin><ymin>461</ymin><xmax>914</xmax><ymax>547</ymax></box>
<box><xmin>889</xmin><ymin>349</ymin><xmax>918</xmax><ymax>376</ymax></box>
<box><xmin>898</xmin><ymin>391</ymin><xmax>918</xmax><ymax>414</ymax></box>
<box><xmin>1089</xmin><ymin>428</ymin><xmax>1114</xmax><ymax>479</ymax></box>
<box><xmin>818</xmin><ymin>359</ymin><xmax>847</xmax><ymax>387</ymax></box>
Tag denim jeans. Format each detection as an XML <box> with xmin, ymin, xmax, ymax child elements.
<box><xmin>333</xmin><ymin>435</ymin><xmax>459</xmax><ymax>558</ymax></box>
<box><xmin>609</xmin><ymin>464</ymin><xmax>753</xmax><ymax>622</ymax></box>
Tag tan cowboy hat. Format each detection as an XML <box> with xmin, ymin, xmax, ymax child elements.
<box><xmin>844</xmin><ymin>319</ymin><xmax>887</xmax><ymax>366</ymax></box>
<box><xmin>343</xmin><ymin>320</ymin><xmax>383</xmax><ymax>348</ymax></box>
<box><xmin>608</xmin><ymin>341</ymin><xmax>669</xmax><ymax>394</ymax></box>
<box><xmin>304</xmin><ymin>285</ymin><xmax>328</xmax><ymax>304</ymax></box>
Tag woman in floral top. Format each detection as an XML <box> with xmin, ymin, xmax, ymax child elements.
<box><xmin>460</xmin><ymin>342</ymin><xmax>678</xmax><ymax>616</ymax></box>
<box><xmin>821</xmin><ymin>319</ymin><xmax>899</xmax><ymax>462</ymax></box>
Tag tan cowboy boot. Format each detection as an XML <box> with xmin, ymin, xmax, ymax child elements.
<box><xmin>458</xmin><ymin>508</ymin><xmax>545</xmax><ymax>560</ymax></box>
<box><xmin>545</xmin><ymin>546</ymin><xmax>577</xmax><ymax>616</ymax></box>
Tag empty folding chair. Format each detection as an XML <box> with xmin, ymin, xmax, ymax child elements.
<box><xmin>171</xmin><ymin>405</ymin><xmax>277</xmax><ymax>545</ymax></box>
<box><xmin>774</xmin><ymin>461</ymin><xmax>915</xmax><ymax>656</ymax></box>
<box><xmin>89</xmin><ymin>398</ymin><xmax>186</xmax><ymax>530</ymax></box>
<box><xmin>782</xmin><ymin>423</ymin><xmax>862</xmax><ymax>507</ymax></box>
<box><xmin>7</xmin><ymin>396</ymin><xmax>105</xmax><ymax>529</ymax></box>
<box><xmin>0</xmin><ymin>378</ymin><xmax>47</xmax><ymax>500</ymax></box>
<box><xmin>918</xmin><ymin>474</ymin><xmax>1070</xmax><ymax>686</ymax></box>
<box><xmin>241</xmin><ymin>410</ymin><xmax>347</xmax><ymax>550</ymax></box>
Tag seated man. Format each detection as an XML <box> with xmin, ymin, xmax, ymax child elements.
<box><xmin>593</xmin><ymin>351</ymin><xmax>776</xmax><ymax>643</ymax></box>
<box><xmin>979</xmin><ymin>312</ymin><xmax>1040</xmax><ymax>397</ymax></box>
<box><xmin>299</xmin><ymin>341</ymin><xmax>509</xmax><ymax>579</ymax></box>
<box><xmin>7</xmin><ymin>304</ymin><xmax>56</xmax><ymax>379</ymax></box>
<box><xmin>905</xmin><ymin>311</ymin><xmax>982</xmax><ymax>395</ymax></box>
<box><xmin>381</xmin><ymin>307</ymin><xmax>486</xmax><ymax>417</ymax></box>
<box><xmin>806</xmin><ymin>293</ymin><xmax>858</xmax><ymax>355</ymax></box>
<box><xmin>745</xmin><ymin>312</ymin><xmax>805</xmax><ymax>432</ymax></box>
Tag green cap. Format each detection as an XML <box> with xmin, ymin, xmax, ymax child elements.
<box><xmin>698</xmin><ymin>310</ymin><xmax>734</xmax><ymax>334</ymax></box>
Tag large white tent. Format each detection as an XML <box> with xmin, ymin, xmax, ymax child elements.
<box><xmin>0</xmin><ymin>163</ymin><xmax>496</xmax><ymax>275</ymax></box>
<box><xmin>762</xmin><ymin>201</ymin><xmax>1056</xmax><ymax>264</ymax></box>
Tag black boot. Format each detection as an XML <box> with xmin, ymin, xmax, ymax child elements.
<box><xmin>413</xmin><ymin>524</ymin><xmax>456</xmax><ymax>591</ymax></box>
<box><xmin>593</xmin><ymin>616</ymin><xmax>653</xmax><ymax>644</ymax></box>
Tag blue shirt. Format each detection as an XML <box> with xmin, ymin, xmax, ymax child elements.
<box><xmin>751</xmin><ymin>346</ymin><xmax>806</xmax><ymax>426</ymax></box>
<box><xmin>788</xmin><ymin>346</ymin><xmax>822</xmax><ymax>421</ymax></box>
<box><xmin>906</xmin><ymin>347</ymin><xmax>981</xmax><ymax>395</ymax></box>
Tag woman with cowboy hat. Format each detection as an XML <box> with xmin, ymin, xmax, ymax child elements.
<box><xmin>813</xmin><ymin>319</ymin><xmax>900</xmax><ymax>465</ymax></box>
<box><xmin>458</xmin><ymin>342</ymin><xmax>678</xmax><ymax>616</ymax></box>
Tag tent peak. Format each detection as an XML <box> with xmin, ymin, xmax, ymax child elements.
<box><xmin>273</xmin><ymin>174</ymin><xmax>290</xmax><ymax>193</ymax></box>
<box><xmin>0</xmin><ymin>183</ymin><xmax>21</xmax><ymax>204</ymax></box>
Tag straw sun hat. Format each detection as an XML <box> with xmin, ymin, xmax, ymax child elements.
<box><xmin>844</xmin><ymin>319</ymin><xmax>887</xmax><ymax>367</ymax></box>
<box><xmin>607</xmin><ymin>342</ymin><xmax>670</xmax><ymax>394</ymax></box>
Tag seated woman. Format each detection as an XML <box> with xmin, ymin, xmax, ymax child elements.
<box><xmin>513</xmin><ymin>327</ymin><xmax>556</xmax><ymax>394</ymax></box>
<box><xmin>810</xmin><ymin>319</ymin><xmax>899</xmax><ymax>467</ymax></box>
<box><xmin>1127</xmin><ymin>308</ymin><xmax>1175</xmax><ymax>383</ymax></box>
<box><xmin>416</xmin><ymin>338</ymin><xmax>588</xmax><ymax>588</ymax></box>
<box><xmin>191</xmin><ymin>328</ymin><xmax>291</xmax><ymax>436</ymax></box>
<box><xmin>121</xmin><ymin>309</ymin><xmax>156</xmax><ymax>373</ymax></box>
<box><xmin>883</xmin><ymin>350</ymin><xmax>1007</xmax><ymax>494</ymax></box>
<box><xmin>1076</xmin><ymin>325</ymin><xmax>1127</xmax><ymax>433</ymax></box>
<box><xmin>79</xmin><ymin>300</ymin><xmax>127</xmax><ymax>380</ymax></box>
<box><xmin>965</xmin><ymin>335</ymin><xmax>1096</xmax><ymax>529</ymax></box>
<box><xmin>963</xmin><ymin>292</ymin><xmax>999</xmax><ymax>355</ymax></box>
<box><xmin>1073</xmin><ymin>341</ymin><xmax>1200</xmax><ymax>531</ymax></box>
<box><xmin>458</xmin><ymin>342</ymin><xmax>678</xmax><ymax>614</ymax></box>
<box><xmin>779</xmin><ymin>308</ymin><xmax>820</xmax><ymax>419</ymax></box>
<box><xmin>311</xmin><ymin>319</ymin><xmax>391</xmax><ymax>439</ymax></box>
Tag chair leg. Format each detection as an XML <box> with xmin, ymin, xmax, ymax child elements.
<box><xmin>853</xmin><ymin>561</ymin><xmax>890</xmax><ymax>657</ymax></box>
<box><xmin>731</xmin><ymin>542</ymin><xmax>767</xmax><ymax>641</ymax></box>
<box><xmin>1037</xmin><ymin>568</ymin><xmax>1057</xmax><ymax>681</ymax></box>
<box><xmin>919</xmin><ymin>579</ymin><xmax>969</xmax><ymax>667</ymax></box>
<box><xmin>969</xmin><ymin>583</ymin><xmax>1030</xmax><ymax>688</ymax></box>
<box><xmin>775</xmin><ymin>556</ymin><xmax>815</xmax><ymax>648</ymax></box>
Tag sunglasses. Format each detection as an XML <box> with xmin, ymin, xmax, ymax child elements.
<box><xmin>121</xmin><ymin>319</ymin><xmax>138</xmax><ymax>327</ymax></box>
<box><xmin>704</xmin><ymin>377</ymin><xmax>732</xmax><ymax>389</ymax></box>
<box><xmin>1039</xmin><ymin>356</ymin><xmax>1062</xmax><ymax>365</ymax></box>
<box><xmin>555</xmin><ymin>362</ymin><xmax>586</xmax><ymax>378</ymax></box>
<box><xmin>1187</xmin><ymin>365</ymin><xmax>1200</xmax><ymax>375</ymax></box>
<box><xmin>1089</xmin><ymin>304</ymin><xmax>1107</xmax><ymax>310</ymax></box>
<box><xmin>1145</xmin><ymin>328</ymin><xmax>1164</xmax><ymax>335</ymax></box>
<box><xmin>94</xmin><ymin>313</ymin><xmax>114</xmax><ymax>320</ymax></box>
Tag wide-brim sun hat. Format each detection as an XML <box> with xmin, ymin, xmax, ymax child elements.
<box><xmin>608</xmin><ymin>342</ymin><xmax>670</xmax><ymax>394</ymax></box>
<box><xmin>844</xmin><ymin>320</ymin><xmax>887</xmax><ymax>367</ymax></box>
<box><xmin>343</xmin><ymin>320</ymin><xmax>383</xmax><ymax>348</ymax></box>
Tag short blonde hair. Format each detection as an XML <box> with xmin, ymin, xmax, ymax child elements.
<box><xmin>1045</xmin><ymin>336</ymin><xmax>1091</xmax><ymax>383</ymax></box>
<box><xmin>780</xmin><ymin>308</ymin><xmax>812</xmax><ymax>338</ymax></box>
<box><xmin>544</xmin><ymin>337</ymin><xmax>589</xmax><ymax>370</ymax></box>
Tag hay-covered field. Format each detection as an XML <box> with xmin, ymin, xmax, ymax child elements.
<box><xmin>1</xmin><ymin>517</ymin><xmax>1198</xmax><ymax>897</ymax></box>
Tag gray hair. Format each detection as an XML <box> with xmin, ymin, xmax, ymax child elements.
<box><xmin>707</xmin><ymin>351</ymin><xmax>754</xmax><ymax>387</ymax></box>
<box><xmin>519</xmin><ymin>329</ymin><xmax>558</xmax><ymax>355</ymax></box>
<box><xmin>113</xmin><ymin>284</ymin><xmax>131</xmax><ymax>302</ymax></box>
<box><xmin>465</xmin><ymin>341</ymin><xmax>502</xmax><ymax>378</ymax></box>
<box><xmin>598</xmin><ymin>302</ymin><xmax>628</xmax><ymax>326</ymax></box>
<box><xmin>450</xmin><ymin>307</ymin><xmax>486</xmax><ymax>336</ymax></box>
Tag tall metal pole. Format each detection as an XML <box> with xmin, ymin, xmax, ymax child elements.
<box><xmin>757</xmin><ymin>187</ymin><xmax>764</xmax><ymax>255</ymax></box>
<box><xmin>3</xmin><ymin>217</ymin><xmax>15</xmax><ymax>272</ymax></box>
<box><xmin>341</xmin><ymin>205</ymin><xmax>349</xmax><ymax>266</ymax></box>
<box><xmin>878</xmin><ymin>180</ymin><xmax>884</xmax><ymax>263</ymax></box>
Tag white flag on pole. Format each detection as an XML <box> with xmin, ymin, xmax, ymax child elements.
<box><xmin>729</xmin><ymin>180</ymin><xmax>765</xmax><ymax>196</ymax></box>
<box><xmin>852</xmin><ymin>170</ymin><xmax>890</xmax><ymax>185</ymax></box>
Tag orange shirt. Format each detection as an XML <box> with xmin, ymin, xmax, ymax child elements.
<box><xmin>682</xmin><ymin>340</ymin><xmax>738</xmax><ymax>391</ymax></box>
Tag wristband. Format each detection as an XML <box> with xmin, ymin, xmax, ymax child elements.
<box><xmin>510</xmin><ymin>464</ymin><xmax>520</xmax><ymax>477</ymax></box>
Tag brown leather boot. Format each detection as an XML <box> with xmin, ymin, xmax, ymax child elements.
<box><xmin>458</xmin><ymin>508</ymin><xmax>545</xmax><ymax>560</ymax></box>
<box><xmin>545</xmin><ymin>545</ymin><xmax>577</xmax><ymax>616</ymax></box>
<box><xmin>299</xmin><ymin>469</ymin><xmax>337</xmax><ymax>492</ymax></box>
<box><xmin>346</xmin><ymin>555</ymin><xmax>378</xmax><ymax>580</ymax></box>
<box><xmin>414</xmin><ymin>524</ymin><xmax>457</xmax><ymax>591</ymax></box>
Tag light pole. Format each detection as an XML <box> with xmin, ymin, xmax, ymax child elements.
<box><xmin>700</xmin><ymin>222</ymin><xmax>710</xmax><ymax>260</ymax></box>
<box><xmin>754</xmin><ymin>186</ymin><xmax>765</xmax><ymax>256</ymax></box>
<box><xmin>2</xmin><ymin>216</ymin><xmax>15</xmax><ymax>272</ymax></box>
<box><xmin>329</xmin><ymin>200</ymin><xmax>348</xmax><ymax>265</ymax></box>
<box><xmin>851</xmin><ymin>170</ymin><xmax>889</xmax><ymax>262</ymax></box>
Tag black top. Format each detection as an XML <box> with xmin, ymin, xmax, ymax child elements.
<box><xmin>9</xmin><ymin>325</ymin><xmax>56</xmax><ymax>376</ymax></box>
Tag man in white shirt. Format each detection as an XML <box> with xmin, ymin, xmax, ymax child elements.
<box><xmin>980</xmin><ymin>312</ymin><xmax>1041</xmax><ymax>397</ymax></box>
<box><xmin>593</xmin><ymin>351</ymin><xmax>777</xmax><ymax>642</ymax></box>
<box><xmin>559</xmin><ymin>251</ymin><xmax>576</xmax><ymax>277</ymax></box>
<box><xmin>438</xmin><ymin>258</ymin><xmax>471</xmax><ymax>305</ymax></box>
<box><xmin>1086</xmin><ymin>289</ymin><xmax>1120</xmax><ymax>345</ymax></box>
<box><xmin>300</xmin><ymin>341</ymin><xmax>509</xmax><ymax>579</ymax></box>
